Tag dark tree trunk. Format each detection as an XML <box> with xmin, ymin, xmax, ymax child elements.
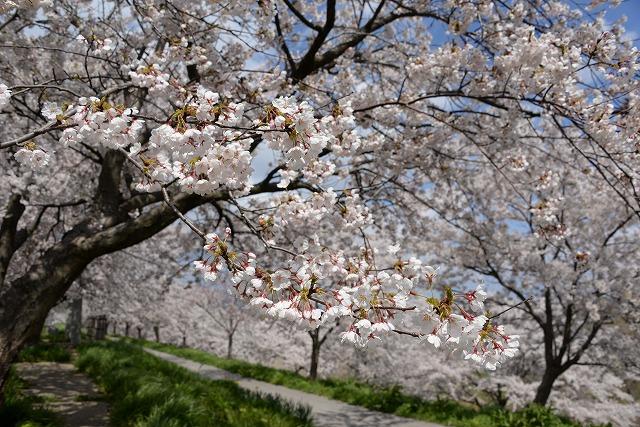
<box><xmin>227</xmin><ymin>333</ymin><xmax>233</xmax><ymax>359</ymax></box>
<box><xmin>136</xmin><ymin>326</ymin><xmax>142</xmax><ymax>339</ymax></box>
<box><xmin>0</xmin><ymin>255</ymin><xmax>89</xmax><ymax>404</ymax></box>
<box><xmin>95</xmin><ymin>316</ymin><xmax>107</xmax><ymax>340</ymax></box>
<box><xmin>493</xmin><ymin>384</ymin><xmax>509</xmax><ymax>408</ymax></box>
<box><xmin>309</xmin><ymin>329</ymin><xmax>321</xmax><ymax>380</ymax></box>
<box><xmin>125</xmin><ymin>322</ymin><xmax>130</xmax><ymax>337</ymax></box>
<box><xmin>531</xmin><ymin>289</ymin><xmax>589</xmax><ymax>406</ymax></box>
<box><xmin>181</xmin><ymin>335</ymin><xmax>186</xmax><ymax>347</ymax></box>
<box><xmin>534</xmin><ymin>364</ymin><xmax>562</xmax><ymax>405</ymax></box>
<box><xmin>66</xmin><ymin>297</ymin><xmax>82</xmax><ymax>347</ymax></box>
<box><xmin>532</xmin><ymin>290</ymin><xmax>562</xmax><ymax>406</ymax></box>
<box><xmin>112</xmin><ymin>322</ymin><xmax>116</xmax><ymax>335</ymax></box>
<box><xmin>153</xmin><ymin>325</ymin><xmax>160</xmax><ymax>342</ymax></box>
<box><xmin>24</xmin><ymin>314</ymin><xmax>47</xmax><ymax>346</ymax></box>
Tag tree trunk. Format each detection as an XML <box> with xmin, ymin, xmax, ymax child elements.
<box><xmin>533</xmin><ymin>365</ymin><xmax>562</xmax><ymax>405</ymax></box>
<box><xmin>24</xmin><ymin>314</ymin><xmax>47</xmax><ymax>346</ymax></box>
<box><xmin>0</xmin><ymin>272</ymin><xmax>76</xmax><ymax>405</ymax></box>
<box><xmin>181</xmin><ymin>335</ymin><xmax>186</xmax><ymax>347</ymax></box>
<box><xmin>112</xmin><ymin>322</ymin><xmax>116</xmax><ymax>335</ymax></box>
<box><xmin>125</xmin><ymin>322</ymin><xmax>130</xmax><ymax>337</ymax></box>
<box><xmin>227</xmin><ymin>332</ymin><xmax>233</xmax><ymax>359</ymax></box>
<box><xmin>153</xmin><ymin>325</ymin><xmax>160</xmax><ymax>342</ymax></box>
<box><xmin>136</xmin><ymin>326</ymin><xmax>142</xmax><ymax>339</ymax></box>
<box><xmin>95</xmin><ymin>316</ymin><xmax>107</xmax><ymax>340</ymax></box>
<box><xmin>309</xmin><ymin>329</ymin><xmax>321</xmax><ymax>380</ymax></box>
<box><xmin>66</xmin><ymin>297</ymin><xmax>82</xmax><ymax>347</ymax></box>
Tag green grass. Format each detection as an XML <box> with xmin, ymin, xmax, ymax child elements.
<box><xmin>0</xmin><ymin>368</ymin><xmax>64</xmax><ymax>427</ymax></box>
<box><xmin>17</xmin><ymin>342</ymin><xmax>72</xmax><ymax>363</ymax></box>
<box><xmin>140</xmin><ymin>340</ymin><xmax>607</xmax><ymax>427</ymax></box>
<box><xmin>76</xmin><ymin>340</ymin><xmax>312</xmax><ymax>427</ymax></box>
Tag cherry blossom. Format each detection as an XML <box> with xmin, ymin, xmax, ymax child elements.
<box><xmin>194</xmin><ymin>229</ymin><xmax>519</xmax><ymax>369</ymax></box>
<box><xmin>14</xmin><ymin>143</ymin><xmax>50</xmax><ymax>170</ymax></box>
<box><xmin>0</xmin><ymin>83</ymin><xmax>10</xmax><ymax>110</ymax></box>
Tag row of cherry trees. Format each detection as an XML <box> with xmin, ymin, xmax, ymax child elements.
<box><xmin>72</xmin><ymin>237</ymin><xmax>639</xmax><ymax>426</ymax></box>
<box><xmin>70</xmin><ymin>201</ymin><xmax>639</xmax><ymax>426</ymax></box>
<box><xmin>0</xmin><ymin>0</ymin><xmax>638</xmax><ymax>420</ymax></box>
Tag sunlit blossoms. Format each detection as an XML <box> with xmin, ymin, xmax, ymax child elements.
<box><xmin>195</xmin><ymin>229</ymin><xmax>519</xmax><ymax>370</ymax></box>
<box><xmin>128</xmin><ymin>64</ymin><xmax>172</xmax><ymax>95</ymax></box>
<box><xmin>57</xmin><ymin>85</ymin><xmax>367</xmax><ymax>203</ymax></box>
<box><xmin>146</xmin><ymin>122</ymin><xmax>254</xmax><ymax>195</ymax></box>
<box><xmin>58</xmin><ymin>97</ymin><xmax>145</xmax><ymax>150</ymax></box>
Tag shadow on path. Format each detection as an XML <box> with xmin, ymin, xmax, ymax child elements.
<box><xmin>15</xmin><ymin>362</ymin><xmax>109</xmax><ymax>427</ymax></box>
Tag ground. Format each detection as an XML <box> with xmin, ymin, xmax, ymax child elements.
<box><xmin>14</xmin><ymin>362</ymin><xmax>109</xmax><ymax>427</ymax></box>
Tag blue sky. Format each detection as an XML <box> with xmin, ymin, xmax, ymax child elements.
<box><xmin>600</xmin><ymin>1</ymin><xmax>640</xmax><ymax>44</ymax></box>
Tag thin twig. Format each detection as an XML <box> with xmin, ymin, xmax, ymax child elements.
<box><xmin>372</xmin><ymin>305</ymin><xmax>417</xmax><ymax>312</ymax></box>
<box><xmin>228</xmin><ymin>198</ymin><xmax>299</xmax><ymax>257</ymax></box>
<box><xmin>489</xmin><ymin>297</ymin><xmax>534</xmax><ymax>320</ymax></box>
<box><xmin>161</xmin><ymin>186</ymin><xmax>206</xmax><ymax>241</ymax></box>
<box><xmin>393</xmin><ymin>329</ymin><xmax>423</xmax><ymax>338</ymax></box>
<box><xmin>116</xmin><ymin>146</ymin><xmax>206</xmax><ymax>241</ymax></box>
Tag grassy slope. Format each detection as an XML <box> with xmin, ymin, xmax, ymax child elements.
<box><xmin>141</xmin><ymin>340</ymin><xmax>605</xmax><ymax>427</ymax></box>
<box><xmin>16</xmin><ymin>342</ymin><xmax>72</xmax><ymax>364</ymax></box>
<box><xmin>76</xmin><ymin>340</ymin><xmax>313</xmax><ymax>427</ymax></box>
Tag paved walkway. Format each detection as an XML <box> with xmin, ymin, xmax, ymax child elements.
<box><xmin>144</xmin><ymin>347</ymin><xmax>444</xmax><ymax>427</ymax></box>
<box><xmin>14</xmin><ymin>362</ymin><xmax>109</xmax><ymax>427</ymax></box>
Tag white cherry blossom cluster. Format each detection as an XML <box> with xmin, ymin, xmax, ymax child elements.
<box><xmin>138</xmin><ymin>89</ymin><xmax>252</xmax><ymax>195</ymax></box>
<box><xmin>191</xmin><ymin>87</ymin><xmax>244</xmax><ymax>126</ymax></box>
<box><xmin>128</xmin><ymin>64</ymin><xmax>172</xmax><ymax>95</ymax></box>
<box><xmin>270</xmin><ymin>189</ymin><xmax>372</xmax><ymax>231</ymax></box>
<box><xmin>534</xmin><ymin>170</ymin><xmax>560</xmax><ymax>190</ymax></box>
<box><xmin>73</xmin><ymin>35</ymin><xmax>115</xmax><ymax>54</ymax></box>
<box><xmin>58</xmin><ymin>97</ymin><xmax>145</xmax><ymax>150</ymax></box>
<box><xmin>93</xmin><ymin>38</ymin><xmax>115</xmax><ymax>54</ymax></box>
<box><xmin>261</xmin><ymin>96</ymin><xmax>329</xmax><ymax>187</ymax></box>
<box><xmin>149</xmin><ymin>126</ymin><xmax>254</xmax><ymax>195</ymax></box>
<box><xmin>338</xmin><ymin>191</ymin><xmax>372</xmax><ymax>229</ymax></box>
<box><xmin>418</xmin><ymin>285</ymin><xmax>519</xmax><ymax>370</ymax></box>
<box><xmin>16</xmin><ymin>88</ymin><xmax>364</xmax><ymax>202</ymax></box>
<box><xmin>0</xmin><ymin>83</ymin><xmax>10</xmax><ymax>110</ymax></box>
<box><xmin>128</xmin><ymin>88</ymin><xmax>362</xmax><ymax>195</ymax></box>
<box><xmin>259</xmin><ymin>97</ymin><xmax>364</xmax><ymax>188</ymax></box>
<box><xmin>530</xmin><ymin>197</ymin><xmax>569</xmax><ymax>241</ymax></box>
<box><xmin>14</xmin><ymin>142</ymin><xmax>50</xmax><ymax>170</ymax></box>
<box><xmin>300</xmin><ymin>159</ymin><xmax>336</xmax><ymax>185</ymax></box>
<box><xmin>508</xmin><ymin>154</ymin><xmax>529</xmax><ymax>172</ymax></box>
<box><xmin>195</xmin><ymin>230</ymin><xmax>520</xmax><ymax>370</ymax></box>
<box><xmin>165</xmin><ymin>38</ymin><xmax>206</xmax><ymax>67</ymax></box>
<box><xmin>42</xmin><ymin>102</ymin><xmax>63</xmax><ymax>121</ymax></box>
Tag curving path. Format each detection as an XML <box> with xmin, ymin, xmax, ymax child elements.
<box><xmin>144</xmin><ymin>347</ymin><xmax>445</xmax><ymax>427</ymax></box>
